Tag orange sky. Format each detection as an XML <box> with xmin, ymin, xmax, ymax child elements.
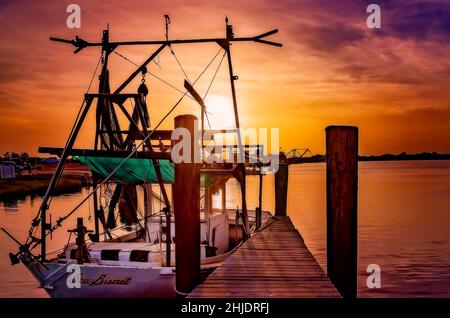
<box><xmin>0</xmin><ymin>0</ymin><xmax>449</xmax><ymax>156</ymax></box>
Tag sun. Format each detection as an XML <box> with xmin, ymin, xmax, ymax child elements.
<box><xmin>204</xmin><ymin>94</ymin><xmax>235</xmax><ymax>129</ymax></box>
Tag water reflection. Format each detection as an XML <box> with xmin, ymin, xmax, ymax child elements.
<box><xmin>0</xmin><ymin>161</ymin><xmax>449</xmax><ymax>297</ymax></box>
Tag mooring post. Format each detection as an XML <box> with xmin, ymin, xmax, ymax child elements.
<box><xmin>256</xmin><ymin>170</ymin><xmax>263</xmax><ymax>229</ymax></box>
<box><xmin>221</xmin><ymin>182</ymin><xmax>226</xmax><ymax>213</ymax></box>
<box><xmin>204</xmin><ymin>186</ymin><xmax>213</xmax><ymax>216</ymax></box>
<box><xmin>174</xmin><ymin>114</ymin><xmax>201</xmax><ymax>296</ymax></box>
<box><xmin>275</xmin><ymin>161</ymin><xmax>289</xmax><ymax>217</ymax></box>
<box><xmin>326</xmin><ymin>126</ymin><xmax>358</xmax><ymax>298</ymax></box>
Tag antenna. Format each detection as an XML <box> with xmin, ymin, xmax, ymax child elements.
<box><xmin>225</xmin><ymin>16</ymin><xmax>233</xmax><ymax>39</ymax></box>
<box><xmin>164</xmin><ymin>15</ymin><xmax>170</xmax><ymax>42</ymax></box>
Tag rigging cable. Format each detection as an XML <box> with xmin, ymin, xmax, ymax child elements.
<box><xmin>112</xmin><ymin>50</ymin><xmax>195</xmax><ymax>101</ymax></box>
<box><xmin>164</xmin><ymin>14</ymin><xmax>191</xmax><ymax>84</ymax></box>
<box><xmin>203</xmin><ymin>51</ymin><xmax>227</xmax><ymax>101</ymax></box>
<box><xmin>170</xmin><ymin>47</ymin><xmax>191</xmax><ymax>84</ymax></box>
<box><xmin>112</xmin><ymin>48</ymin><xmax>225</xmax><ymax>129</ymax></box>
<box><xmin>27</xmin><ymin>56</ymin><xmax>102</xmax><ymax>242</ymax></box>
<box><xmin>202</xmin><ymin>50</ymin><xmax>227</xmax><ymax>129</ymax></box>
<box><xmin>49</xmin><ymin>55</ymin><xmax>102</xmax><ymax>206</ymax></box>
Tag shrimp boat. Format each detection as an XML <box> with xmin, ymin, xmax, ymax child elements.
<box><xmin>2</xmin><ymin>17</ymin><xmax>282</xmax><ymax>298</ymax></box>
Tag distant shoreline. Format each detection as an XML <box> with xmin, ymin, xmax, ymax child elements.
<box><xmin>0</xmin><ymin>174</ymin><xmax>85</xmax><ymax>201</ymax></box>
<box><xmin>288</xmin><ymin>152</ymin><xmax>450</xmax><ymax>164</ymax></box>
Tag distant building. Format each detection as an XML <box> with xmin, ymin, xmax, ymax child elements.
<box><xmin>0</xmin><ymin>161</ymin><xmax>16</xmax><ymax>179</ymax></box>
<box><xmin>41</xmin><ymin>157</ymin><xmax>60</xmax><ymax>165</ymax></box>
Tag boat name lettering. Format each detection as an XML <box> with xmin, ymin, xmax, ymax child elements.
<box><xmin>81</xmin><ymin>274</ymin><xmax>131</xmax><ymax>285</ymax></box>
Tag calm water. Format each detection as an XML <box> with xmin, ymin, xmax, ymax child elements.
<box><xmin>0</xmin><ymin>160</ymin><xmax>449</xmax><ymax>297</ymax></box>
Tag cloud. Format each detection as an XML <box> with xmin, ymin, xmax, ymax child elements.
<box><xmin>278</xmin><ymin>0</ymin><xmax>450</xmax><ymax>84</ymax></box>
<box><xmin>294</xmin><ymin>23</ymin><xmax>366</xmax><ymax>54</ymax></box>
<box><xmin>380</xmin><ymin>0</ymin><xmax>450</xmax><ymax>40</ymax></box>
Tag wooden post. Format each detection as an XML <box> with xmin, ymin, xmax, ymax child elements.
<box><xmin>174</xmin><ymin>114</ymin><xmax>201</xmax><ymax>296</ymax></box>
<box><xmin>256</xmin><ymin>170</ymin><xmax>263</xmax><ymax>229</ymax></box>
<box><xmin>326</xmin><ymin>126</ymin><xmax>358</xmax><ymax>298</ymax></box>
<box><xmin>91</xmin><ymin>174</ymin><xmax>100</xmax><ymax>242</ymax></box>
<box><xmin>204</xmin><ymin>186</ymin><xmax>213</xmax><ymax>215</ymax></box>
<box><xmin>275</xmin><ymin>163</ymin><xmax>288</xmax><ymax>217</ymax></box>
<box><xmin>143</xmin><ymin>184</ymin><xmax>153</xmax><ymax>242</ymax></box>
<box><xmin>221</xmin><ymin>182</ymin><xmax>226</xmax><ymax>213</ymax></box>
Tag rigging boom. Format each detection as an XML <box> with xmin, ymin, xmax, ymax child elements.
<box><xmin>49</xmin><ymin>29</ymin><xmax>281</xmax><ymax>54</ymax></box>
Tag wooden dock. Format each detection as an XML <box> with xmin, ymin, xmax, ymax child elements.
<box><xmin>189</xmin><ymin>216</ymin><xmax>341</xmax><ymax>298</ymax></box>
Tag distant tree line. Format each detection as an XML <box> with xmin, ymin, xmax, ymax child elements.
<box><xmin>1</xmin><ymin>152</ymin><xmax>47</xmax><ymax>165</ymax></box>
<box><xmin>287</xmin><ymin>152</ymin><xmax>450</xmax><ymax>164</ymax></box>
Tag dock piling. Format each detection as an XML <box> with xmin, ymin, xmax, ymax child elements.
<box><xmin>256</xmin><ymin>170</ymin><xmax>263</xmax><ymax>229</ymax></box>
<box><xmin>174</xmin><ymin>114</ymin><xmax>201</xmax><ymax>296</ymax></box>
<box><xmin>275</xmin><ymin>163</ymin><xmax>289</xmax><ymax>216</ymax></box>
<box><xmin>326</xmin><ymin>125</ymin><xmax>358</xmax><ymax>298</ymax></box>
<box><xmin>221</xmin><ymin>183</ymin><xmax>226</xmax><ymax>212</ymax></box>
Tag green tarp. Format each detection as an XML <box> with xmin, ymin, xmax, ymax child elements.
<box><xmin>76</xmin><ymin>156</ymin><xmax>214</xmax><ymax>186</ymax></box>
<box><xmin>77</xmin><ymin>156</ymin><xmax>174</xmax><ymax>184</ymax></box>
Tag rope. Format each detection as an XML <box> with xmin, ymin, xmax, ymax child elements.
<box><xmin>29</xmin><ymin>48</ymin><xmax>224</xmax><ymax>254</ymax></box>
<box><xmin>87</xmin><ymin>191</ymin><xmax>92</xmax><ymax>222</ymax></box>
<box><xmin>154</xmin><ymin>54</ymin><xmax>161</xmax><ymax>68</ymax></box>
<box><xmin>174</xmin><ymin>287</ymin><xmax>190</xmax><ymax>296</ymax></box>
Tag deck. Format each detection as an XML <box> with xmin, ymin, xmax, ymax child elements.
<box><xmin>189</xmin><ymin>216</ymin><xmax>341</xmax><ymax>298</ymax></box>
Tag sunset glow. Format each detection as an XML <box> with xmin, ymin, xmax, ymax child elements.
<box><xmin>0</xmin><ymin>0</ymin><xmax>449</xmax><ymax>155</ymax></box>
<box><xmin>204</xmin><ymin>94</ymin><xmax>235</xmax><ymax>129</ymax></box>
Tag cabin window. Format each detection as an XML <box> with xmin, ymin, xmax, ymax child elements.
<box><xmin>130</xmin><ymin>250</ymin><xmax>149</xmax><ymax>262</ymax></box>
<box><xmin>101</xmin><ymin>249</ymin><xmax>120</xmax><ymax>261</ymax></box>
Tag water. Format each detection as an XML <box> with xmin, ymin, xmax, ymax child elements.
<box><xmin>285</xmin><ymin>160</ymin><xmax>450</xmax><ymax>298</ymax></box>
<box><xmin>0</xmin><ymin>160</ymin><xmax>449</xmax><ymax>297</ymax></box>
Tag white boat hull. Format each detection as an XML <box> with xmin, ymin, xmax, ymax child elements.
<box><xmin>19</xmin><ymin>210</ymin><xmax>271</xmax><ymax>298</ymax></box>
<box><xmin>50</xmin><ymin>264</ymin><xmax>175</xmax><ymax>298</ymax></box>
<box><xmin>21</xmin><ymin>255</ymin><xmax>180</xmax><ymax>298</ymax></box>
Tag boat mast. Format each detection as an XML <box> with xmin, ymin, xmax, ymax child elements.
<box><xmin>92</xmin><ymin>27</ymin><xmax>113</xmax><ymax>242</ymax></box>
<box><xmin>222</xmin><ymin>17</ymin><xmax>249</xmax><ymax>235</ymax></box>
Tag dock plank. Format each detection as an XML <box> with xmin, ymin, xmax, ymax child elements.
<box><xmin>189</xmin><ymin>216</ymin><xmax>341</xmax><ymax>298</ymax></box>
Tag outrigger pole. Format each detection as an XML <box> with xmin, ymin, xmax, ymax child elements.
<box><xmin>50</xmin><ymin>27</ymin><xmax>281</xmax><ymax>53</ymax></box>
<box><xmin>33</xmin><ymin>18</ymin><xmax>281</xmax><ymax>260</ymax></box>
